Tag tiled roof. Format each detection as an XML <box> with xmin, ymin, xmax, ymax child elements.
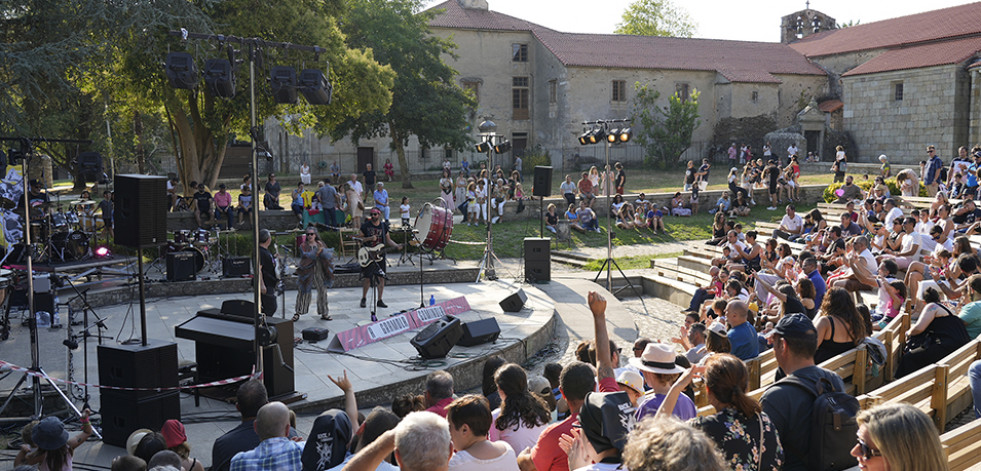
<box><xmin>841</xmin><ymin>36</ymin><xmax>981</xmax><ymax>76</ymax></box>
<box><xmin>426</xmin><ymin>0</ymin><xmax>553</xmax><ymax>33</ymax></box>
<box><xmin>426</xmin><ymin>1</ymin><xmax>825</xmax><ymax>82</ymax></box>
<box><xmin>790</xmin><ymin>2</ymin><xmax>981</xmax><ymax>57</ymax></box>
<box><xmin>969</xmin><ymin>60</ymin><xmax>981</xmax><ymax>69</ymax></box>
<box><xmin>818</xmin><ymin>99</ymin><xmax>843</xmax><ymax>112</ymax></box>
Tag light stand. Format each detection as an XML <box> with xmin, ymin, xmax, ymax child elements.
<box><xmin>475</xmin><ymin>119</ymin><xmax>508</xmax><ymax>282</ymax></box>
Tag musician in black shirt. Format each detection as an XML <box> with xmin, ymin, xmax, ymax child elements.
<box><xmin>258</xmin><ymin>229</ymin><xmax>278</xmax><ymax>316</ymax></box>
<box><xmin>358</xmin><ymin>208</ymin><xmax>402</xmax><ymax>320</ymax></box>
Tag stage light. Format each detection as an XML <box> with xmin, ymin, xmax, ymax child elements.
<box><xmin>475</xmin><ymin>141</ymin><xmax>492</xmax><ymax>153</ymax></box>
<box><xmin>165</xmin><ymin>52</ymin><xmax>198</xmax><ymax>89</ymax></box>
<box><xmin>298</xmin><ymin>69</ymin><xmax>333</xmax><ymax>105</ymax></box>
<box><xmin>588</xmin><ymin>128</ymin><xmax>606</xmax><ymax>144</ymax></box>
<box><xmin>94</xmin><ymin>246</ymin><xmax>110</xmax><ymax>258</ymax></box>
<box><xmin>607</xmin><ymin>128</ymin><xmax>620</xmax><ymax>143</ymax></box>
<box><xmin>618</xmin><ymin>127</ymin><xmax>632</xmax><ymax>143</ymax></box>
<box><xmin>204</xmin><ymin>58</ymin><xmax>236</xmax><ymax>97</ymax></box>
<box><xmin>270</xmin><ymin>66</ymin><xmax>298</xmax><ymax>104</ymax></box>
<box><xmin>578</xmin><ymin>130</ymin><xmax>592</xmax><ymax>145</ymax></box>
<box><xmin>494</xmin><ymin>141</ymin><xmax>512</xmax><ymax>154</ymax></box>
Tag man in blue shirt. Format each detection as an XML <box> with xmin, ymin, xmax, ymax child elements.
<box><xmin>965</xmin><ymin>148</ymin><xmax>980</xmax><ymax>199</ymax></box>
<box><xmin>229</xmin><ymin>401</ymin><xmax>302</xmax><ymax>471</ymax></box>
<box><xmin>373</xmin><ymin>182</ymin><xmax>390</xmax><ymax>221</ymax></box>
<box><xmin>925</xmin><ymin>145</ymin><xmax>943</xmax><ymax>196</ymax></box>
<box><xmin>725</xmin><ymin>300</ymin><xmax>759</xmax><ymax>360</ymax></box>
<box><xmin>802</xmin><ymin>257</ymin><xmax>827</xmax><ymax>310</ymax></box>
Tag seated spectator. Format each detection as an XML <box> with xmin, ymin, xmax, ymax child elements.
<box><xmin>230</xmin><ymin>402</ymin><xmax>300</xmax><ymax>471</ymax></box>
<box><xmin>560</xmin><ymin>175</ymin><xmax>577</xmax><ymax>207</ymax></box>
<box><xmin>392</xmin><ymin>394</ymin><xmax>426</xmax><ymax>419</ymax></box>
<box><xmin>302</xmin><ymin>410</ymin><xmax>352</xmax><ymax>471</ymax></box>
<box><xmin>425</xmin><ymin>370</ymin><xmax>455</xmax><ymax>418</ymax></box>
<box><xmin>489</xmin><ymin>363</ymin><xmax>550</xmax><ymax>453</ymax></box>
<box><xmin>615</xmin><ymin>370</ymin><xmax>646</xmax><ymax>407</ymax></box>
<box><xmin>212</xmin><ymin>380</ymin><xmax>297</xmax><ymax>471</ymax></box>
<box><xmin>896</xmin><ymin>287</ymin><xmax>971</xmax><ymax>378</ymax></box>
<box><xmin>577</xmin><ymin>172</ymin><xmax>594</xmax><ymax>208</ymax></box>
<box><xmin>135</xmin><ymin>432</ymin><xmax>168</xmax><ymax>464</ymax></box>
<box><xmin>771</xmin><ymin>204</ymin><xmax>803</xmax><ymax>241</ymax></box>
<box><xmin>517</xmin><ymin>362</ymin><xmax>595</xmax><ymax>471</ymax></box>
<box><xmin>760</xmin><ymin>314</ymin><xmax>846</xmax><ymax>471</ymax></box>
<box><xmin>852</xmin><ymin>403</ymin><xmax>948</xmax><ymax>470</ymax></box>
<box><xmin>482</xmin><ymin>355</ymin><xmax>507</xmax><ymax>411</ymax></box>
<box><xmin>622</xmin><ymin>418</ymin><xmax>727</xmax><ymax>471</ymax></box>
<box><xmin>327</xmin><ymin>407</ymin><xmax>400</xmax><ymax>471</ymax></box>
<box><xmin>19</xmin><ymin>411</ymin><xmax>94</xmax><ymax>471</ymax></box>
<box><xmin>833</xmin><ymin>175</ymin><xmax>863</xmax><ymax>203</ymax></box>
<box><xmin>959</xmin><ymin>274</ymin><xmax>981</xmax><ymax>338</ymax></box>
<box><xmin>345</xmin><ymin>411</ymin><xmax>452</xmax><ymax>471</ymax></box>
<box><xmin>572</xmin><ymin>202</ymin><xmax>599</xmax><ymax>233</ymax></box>
<box><xmin>630</xmin><ymin>343</ymin><xmax>696</xmax><ymax>421</ymax></box>
<box><xmin>161</xmin><ymin>420</ymin><xmax>205</xmax><ymax>471</ymax></box>
<box><xmin>147</xmin><ymin>450</ymin><xmax>184</xmax><ymax>471</ymax></box>
<box><xmin>669</xmin><ymin>192</ymin><xmax>691</xmax><ymax>217</ymax></box>
<box><xmin>446</xmin><ymin>395</ymin><xmax>518</xmax><ymax>471</ymax></box>
<box><xmin>111</xmin><ymin>455</ymin><xmax>146</xmax><ymax>471</ymax></box>
<box><xmin>725</xmin><ymin>301</ymin><xmax>759</xmax><ymax>360</ymax></box>
<box><xmin>544</xmin><ymin>203</ymin><xmax>559</xmax><ymax>234</ymax></box>
<box><xmin>813</xmin><ymin>287</ymin><xmax>867</xmax><ymax>364</ymax></box>
<box><xmin>655</xmin><ymin>354</ymin><xmax>784</xmax><ymax>470</ymax></box>
<box><xmin>564</xmin><ymin>391</ymin><xmax>634</xmax><ymax>470</ymax></box>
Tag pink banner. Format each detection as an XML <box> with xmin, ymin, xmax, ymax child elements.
<box><xmin>327</xmin><ymin>296</ymin><xmax>471</xmax><ymax>352</ymax></box>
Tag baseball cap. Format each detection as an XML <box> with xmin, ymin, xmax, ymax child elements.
<box><xmin>616</xmin><ymin>370</ymin><xmax>645</xmax><ymax>395</ymax></box>
<box><xmin>768</xmin><ymin>313</ymin><xmax>817</xmax><ymax>340</ymax></box>
<box><xmin>578</xmin><ymin>391</ymin><xmax>634</xmax><ymax>454</ymax></box>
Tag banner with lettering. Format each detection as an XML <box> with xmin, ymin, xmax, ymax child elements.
<box><xmin>327</xmin><ymin>296</ymin><xmax>472</xmax><ymax>352</ymax></box>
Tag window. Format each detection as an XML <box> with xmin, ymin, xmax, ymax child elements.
<box><xmin>612</xmin><ymin>80</ymin><xmax>627</xmax><ymax>102</ymax></box>
<box><xmin>462</xmin><ymin>80</ymin><xmax>480</xmax><ymax>104</ymax></box>
<box><xmin>512</xmin><ymin>76</ymin><xmax>529</xmax><ymax>120</ymax></box>
<box><xmin>894</xmin><ymin>82</ymin><xmax>904</xmax><ymax>101</ymax></box>
<box><xmin>675</xmin><ymin>82</ymin><xmax>690</xmax><ymax>102</ymax></box>
<box><xmin>548</xmin><ymin>79</ymin><xmax>557</xmax><ymax>104</ymax></box>
<box><xmin>512</xmin><ymin>43</ymin><xmax>528</xmax><ymax>62</ymax></box>
<box><xmin>511</xmin><ymin>132</ymin><xmax>528</xmax><ymax>157</ymax></box>
<box><xmin>752</xmin><ymin>91</ymin><xmax>759</xmax><ymax>103</ymax></box>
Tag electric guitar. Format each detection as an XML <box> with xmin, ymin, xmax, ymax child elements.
<box><xmin>358</xmin><ymin>239</ymin><xmax>419</xmax><ymax>267</ymax></box>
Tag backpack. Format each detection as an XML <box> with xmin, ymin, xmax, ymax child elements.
<box><xmin>780</xmin><ymin>376</ymin><xmax>860</xmax><ymax>471</ymax></box>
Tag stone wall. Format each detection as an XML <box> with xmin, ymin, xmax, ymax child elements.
<box><xmin>841</xmin><ymin>64</ymin><xmax>971</xmax><ymax>164</ymax></box>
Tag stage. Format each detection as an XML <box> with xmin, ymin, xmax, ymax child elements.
<box><xmin>0</xmin><ymin>270</ymin><xmax>557</xmax><ymax>467</ymax></box>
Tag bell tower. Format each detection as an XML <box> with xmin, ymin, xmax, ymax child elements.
<box><xmin>781</xmin><ymin>4</ymin><xmax>836</xmax><ymax>44</ymax></box>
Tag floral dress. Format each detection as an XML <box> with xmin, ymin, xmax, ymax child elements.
<box><xmin>689</xmin><ymin>407</ymin><xmax>783</xmax><ymax>471</ymax></box>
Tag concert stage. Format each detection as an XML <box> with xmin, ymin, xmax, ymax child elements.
<box><xmin>0</xmin><ymin>266</ymin><xmax>557</xmax><ymax>467</ymax></box>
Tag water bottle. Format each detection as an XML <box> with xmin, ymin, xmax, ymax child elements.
<box><xmin>52</xmin><ymin>311</ymin><xmax>61</xmax><ymax>328</ymax></box>
<box><xmin>429</xmin><ymin>295</ymin><xmax>435</xmax><ymax>306</ymax></box>
<box><xmin>36</xmin><ymin>311</ymin><xmax>51</xmax><ymax>328</ymax></box>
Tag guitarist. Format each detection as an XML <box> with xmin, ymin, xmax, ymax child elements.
<box><xmin>359</xmin><ymin>208</ymin><xmax>402</xmax><ymax>319</ymax></box>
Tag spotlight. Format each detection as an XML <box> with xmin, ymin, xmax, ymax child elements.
<box><xmin>270</xmin><ymin>66</ymin><xmax>298</xmax><ymax>104</ymax></box>
<box><xmin>475</xmin><ymin>141</ymin><xmax>492</xmax><ymax>153</ymax></box>
<box><xmin>493</xmin><ymin>141</ymin><xmax>512</xmax><ymax>154</ymax></box>
<box><xmin>204</xmin><ymin>58</ymin><xmax>236</xmax><ymax>97</ymax></box>
<box><xmin>298</xmin><ymin>69</ymin><xmax>333</xmax><ymax>105</ymax></box>
<box><xmin>588</xmin><ymin>128</ymin><xmax>606</xmax><ymax>144</ymax></box>
<box><xmin>607</xmin><ymin>128</ymin><xmax>620</xmax><ymax>144</ymax></box>
<box><xmin>618</xmin><ymin>127</ymin><xmax>632</xmax><ymax>143</ymax></box>
<box><xmin>165</xmin><ymin>52</ymin><xmax>198</xmax><ymax>89</ymax></box>
<box><xmin>94</xmin><ymin>246</ymin><xmax>111</xmax><ymax>258</ymax></box>
<box><xmin>578</xmin><ymin>131</ymin><xmax>591</xmax><ymax>146</ymax></box>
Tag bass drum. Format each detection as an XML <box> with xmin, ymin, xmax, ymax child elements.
<box><xmin>413</xmin><ymin>202</ymin><xmax>454</xmax><ymax>252</ymax></box>
<box><xmin>166</xmin><ymin>243</ymin><xmax>205</xmax><ymax>273</ymax></box>
<box><xmin>51</xmin><ymin>231</ymin><xmax>89</xmax><ymax>261</ymax></box>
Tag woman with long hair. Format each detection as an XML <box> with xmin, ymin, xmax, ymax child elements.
<box><xmin>656</xmin><ymin>354</ymin><xmax>783</xmax><ymax>470</ymax></box>
<box><xmin>851</xmin><ymin>403</ymin><xmax>948</xmax><ymax>471</ymax></box>
<box><xmin>481</xmin><ymin>355</ymin><xmax>506</xmax><ymax>410</ymax></box>
<box><xmin>294</xmin><ymin>225</ymin><xmax>334</xmax><ymax>321</ymax></box>
<box><xmin>488</xmin><ymin>363</ymin><xmax>551</xmax><ymax>453</ymax></box>
<box><xmin>814</xmin><ymin>287</ymin><xmax>867</xmax><ymax>364</ymax></box>
<box><xmin>707</xmin><ymin>212</ymin><xmax>727</xmax><ymax>246</ymax></box>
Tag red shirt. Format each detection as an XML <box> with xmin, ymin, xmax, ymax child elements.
<box><xmin>578</xmin><ymin>179</ymin><xmax>593</xmax><ymax>195</ymax></box>
<box><xmin>425</xmin><ymin>397</ymin><xmax>454</xmax><ymax>418</ymax></box>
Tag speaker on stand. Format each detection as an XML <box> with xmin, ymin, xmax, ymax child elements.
<box><xmin>533</xmin><ymin>166</ymin><xmax>553</xmax><ymax>239</ymax></box>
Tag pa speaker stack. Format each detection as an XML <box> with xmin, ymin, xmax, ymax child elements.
<box><xmin>114</xmin><ymin>175</ymin><xmax>168</xmax><ymax>248</ymax></box>
<box><xmin>524</xmin><ymin>238</ymin><xmax>551</xmax><ymax>283</ymax></box>
<box><xmin>533</xmin><ymin>166</ymin><xmax>553</xmax><ymax>197</ymax></box>
<box><xmin>97</xmin><ymin>341</ymin><xmax>180</xmax><ymax>447</ymax></box>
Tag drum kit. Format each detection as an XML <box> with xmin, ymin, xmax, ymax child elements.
<box><xmin>25</xmin><ymin>197</ymin><xmax>95</xmax><ymax>263</ymax></box>
<box><xmin>162</xmin><ymin>227</ymin><xmax>222</xmax><ymax>275</ymax></box>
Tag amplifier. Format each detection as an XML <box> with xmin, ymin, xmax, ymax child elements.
<box><xmin>167</xmin><ymin>251</ymin><xmax>197</xmax><ymax>282</ymax></box>
<box><xmin>223</xmin><ymin>257</ymin><xmax>251</xmax><ymax>278</ymax></box>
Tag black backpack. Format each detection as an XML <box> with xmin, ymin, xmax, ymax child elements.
<box><xmin>781</xmin><ymin>376</ymin><xmax>860</xmax><ymax>471</ymax></box>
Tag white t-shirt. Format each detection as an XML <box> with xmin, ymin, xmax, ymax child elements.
<box><xmin>899</xmin><ymin>231</ymin><xmax>922</xmax><ymax>254</ymax></box>
<box><xmin>884</xmin><ymin>207</ymin><xmax>904</xmax><ymax>228</ymax></box>
<box><xmin>447</xmin><ymin>442</ymin><xmax>519</xmax><ymax>471</ymax></box>
<box><xmin>488</xmin><ymin>409</ymin><xmax>548</xmax><ymax>453</ymax></box>
<box><xmin>788</xmin><ymin>145</ymin><xmax>799</xmax><ymax>156</ymax></box>
<box><xmin>860</xmin><ymin>249</ymin><xmax>878</xmax><ymax>275</ymax></box>
<box><xmin>326</xmin><ymin>453</ymin><xmax>398</xmax><ymax>471</ymax></box>
<box><xmin>400</xmin><ymin>203</ymin><xmax>411</xmax><ymax>219</ymax></box>
<box><xmin>727</xmin><ymin>241</ymin><xmax>746</xmax><ymax>260</ymax></box>
<box><xmin>780</xmin><ymin>214</ymin><xmax>803</xmax><ymax>233</ymax></box>
<box><xmin>574</xmin><ymin>464</ymin><xmax>623</xmax><ymax>471</ymax></box>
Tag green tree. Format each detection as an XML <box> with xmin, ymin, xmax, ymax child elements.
<box><xmin>104</xmin><ymin>0</ymin><xmax>396</xmax><ymax>190</ymax></box>
<box><xmin>631</xmin><ymin>82</ymin><xmax>701</xmax><ymax>167</ymax></box>
<box><xmin>614</xmin><ymin>0</ymin><xmax>696</xmax><ymax>37</ymax></box>
<box><xmin>334</xmin><ymin>0</ymin><xmax>475</xmax><ymax>189</ymax></box>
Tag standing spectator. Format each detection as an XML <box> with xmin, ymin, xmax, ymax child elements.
<box><xmin>764</xmin><ymin>159</ymin><xmax>781</xmax><ymax>210</ymax></box>
<box><xmin>229</xmin><ymin>402</ymin><xmax>300</xmax><ymax>471</ymax></box>
<box><xmin>373</xmin><ymin>183</ymin><xmax>390</xmax><ymax>221</ymax></box>
<box><xmin>439</xmin><ymin>168</ymin><xmax>455</xmax><ymax>212</ymax></box>
<box><xmin>728</xmin><ymin>143</ymin><xmax>737</xmax><ymax>165</ymax></box>
<box><xmin>299</xmin><ymin>161</ymin><xmax>311</xmax><ymax>185</ymax></box>
<box><xmin>513</xmin><ymin>155</ymin><xmax>523</xmax><ymax>179</ymax></box>
<box><xmin>695</xmin><ymin>158</ymin><xmax>711</xmax><ymax>189</ymax></box>
<box><xmin>401</xmin><ymin>196</ymin><xmax>412</xmax><ymax>228</ymax></box>
<box><xmin>683</xmin><ymin>160</ymin><xmax>696</xmax><ymax>191</ymax></box>
<box><xmin>257</xmin><ymin>229</ymin><xmax>278</xmax><ymax>316</ymax></box>
<box><xmin>760</xmin><ymin>314</ymin><xmax>845</xmax><ymax>471</ymax></box>
<box><xmin>213</xmin><ymin>184</ymin><xmax>233</xmax><ymax>230</ymax></box>
<box><xmin>315</xmin><ymin>179</ymin><xmax>338</xmax><ymax>229</ymax></box>
<box><xmin>560</xmin><ymin>175</ymin><xmax>577</xmax><ymax>207</ymax></box>
<box><xmin>294</xmin><ymin>225</ymin><xmax>333</xmax><ymax>321</ymax></box>
<box><xmin>363</xmin><ymin>164</ymin><xmax>377</xmax><ymax>204</ymax></box>
<box><xmin>424</xmin><ymin>370</ymin><xmax>455</xmax><ymax>418</ymax></box>
<box><xmin>330</xmin><ymin>160</ymin><xmax>340</xmax><ymax>184</ymax></box>
<box><xmin>19</xmin><ymin>411</ymin><xmax>94</xmax><ymax>471</ymax></box>
<box><xmin>99</xmin><ymin>190</ymin><xmax>114</xmax><ymax>240</ymax></box>
<box><xmin>925</xmin><ymin>145</ymin><xmax>944</xmax><ymax>196</ymax></box>
<box><xmin>455</xmin><ymin>171</ymin><xmax>468</xmax><ymax>215</ymax></box>
<box><xmin>614</xmin><ymin>162</ymin><xmax>626</xmax><ymax>195</ymax></box>
<box><xmin>345</xmin><ymin>181</ymin><xmax>364</xmax><ymax>229</ymax></box>
<box><xmin>832</xmin><ymin>145</ymin><xmax>847</xmax><ymax>183</ymax></box>
<box><xmin>348</xmin><ymin>173</ymin><xmax>364</xmax><ymax>199</ymax></box>
<box><xmin>263</xmin><ymin>173</ymin><xmax>282</xmax><ymax>210</ymax></box>
<box><xmin>763</xmin><ymin>140</ymin><xmax>773</xmax><ymax>164</ymax></box>
<box><xmin>879</xmin><ymin>154</ymin><xmax>891</xmax><ymax>178</ymax></box>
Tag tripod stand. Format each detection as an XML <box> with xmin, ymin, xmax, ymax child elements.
<box><xmin>61</xmin><ymin>276</ymin><xmax>109</xmax><ymax>409</ymax></box>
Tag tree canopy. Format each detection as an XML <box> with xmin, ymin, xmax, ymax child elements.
<box><xmin>334</xmin><ymin>0</ymin><xmax>475</xmax><ymax>188</ymax></box>
<box><xmin>631</xmin><ymin>82</ymin><xmax>701</xmax><ymax>167</ymax></box>
<box><xmin>614</xmin><ymin>0</ymin><xmax>696</xmax><ymax>38</ymax></box>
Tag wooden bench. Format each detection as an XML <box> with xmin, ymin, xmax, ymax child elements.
<box><xmin>942</xmin><ymin>418</ymin><xmax>981</xmax><ymax>471</ymax></box>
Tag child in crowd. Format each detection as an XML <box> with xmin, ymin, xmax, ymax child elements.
<box><xmin>400</xmin><ymin>196</ymin><xmax>411</xmax><ymax>228</ymax></box>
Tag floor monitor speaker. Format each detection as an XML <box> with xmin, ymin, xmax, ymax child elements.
<box><xmin>411</xmin><ymin>315</ymin><xmax>463</xmax><ymax>358</ymax></box>
<box><xmin>457</xmin><ymin>317</ymin><xmax>501</xmax><ymax>347</ymax></box>
<box><xmin>499</xmin><ymin>289</ymin><xmax>527</xmax><ymax>312</ymax></box>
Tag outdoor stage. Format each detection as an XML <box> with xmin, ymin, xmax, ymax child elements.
<box><xmin>0</xmin><ymin>255</ymin><xmax>557</xmax><ymax>467</ymax></box>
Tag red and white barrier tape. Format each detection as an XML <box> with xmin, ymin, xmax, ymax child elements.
<box><xmin>0</xmin><ymin>360</ymin><xmax>261</xmax><ymax>392</ymax></box>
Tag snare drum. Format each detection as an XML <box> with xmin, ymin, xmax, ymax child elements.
<box><xmin>174</xmin><ymin>230</ymin><xmax>192</xmax><ymax>245</ymax></box>
<box><xmin>50</xmin><ymin>211</ymin><xmax>69</xmax><ymax>232</ymax></box>
<box><xmin>193</xmin><ymin>229</ymin><xmax>211</xmax><ymax>245</ymax></box>
<box><xmin>413</xmin><ymin>202</ymin><xmax>454</xmax><ymax>252</ymax></box>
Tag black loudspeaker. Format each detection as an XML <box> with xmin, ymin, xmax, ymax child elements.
<box><xmin>221</xmin><ymin>299</ymin><xmax>255</xmax><ymax>317</ymax></box>
<box><xmin>457</xmin><ymin>317</ymin><xmax>501</xmax><ymax>347</ymax></box>
<box><xmin>114</xmin><ymin>175</ymin><xmax>168</xmax><ymax>248</ymax></box>
<box><xmin>499</xmin><ymin>289</ymin><xmax>527</xmax><ymax>312</ymax></box>
<box><xmin>34</xmin><ymin>292</ymin><xmax>55</xmax><ymax>315</ymax></box>
<box><xmin>167</xmin><ymin>251</ymin><xmax>197</xmax><ymax>282</ymax></box>
<box><xmin>533</xmin><ymin>166</ymin><xmax>553</xmax><ymax>197</ymax></box>
<box><xmin>98</xmin><ymin>341</ymin><xmax>180</xmax><ymax>447</ymax></box>
<box><xmin>223</xmin><ymin>257</ymin><xmax>251</xmax><ymax>277</ymax></box>
<box><xmin>524</xmin><ymin>237</ymin><xmax>551</xmax><ymax>283</ymax></box>
<box><xmin>165</xmin><ymin>52</ymin><xmax>198</xmax><ymax>89</ymax></box>
<box><xmin>78</xmin><ymin>152</ymin><xmax>104</xmax><ymax>183</ymax></box>
<box><xmin>411</xmin><ymin>315</ymin><xmax>463</xmax><ymax>359</ymax></box>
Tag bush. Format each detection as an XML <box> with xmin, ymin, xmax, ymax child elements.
<box><xmin>522</xmin><ymin>146</ymin><xmax>551</xmax><ymax>172</ymax></box>
<box><xmin>822</xmin><ymin>177</ymin><xmax>926</xmax><ymax>203</ymax></box>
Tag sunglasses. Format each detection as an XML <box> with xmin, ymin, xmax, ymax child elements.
<box><xmin>856</xmin><ymin>437</ymin><xmax>881</xmax><ymax>460</ymax></box>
